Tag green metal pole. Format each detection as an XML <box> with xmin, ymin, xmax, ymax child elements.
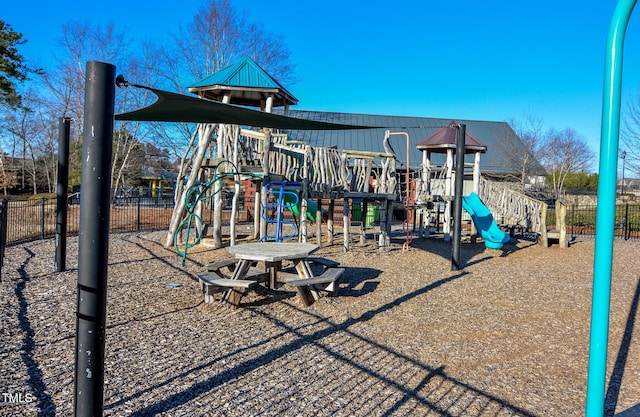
<box><xmin>586</xmin><ymin>1</ymin><xmax>636</xmax><ymax>415</ymax></box>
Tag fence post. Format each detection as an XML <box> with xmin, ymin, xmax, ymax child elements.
<box><xmin>137</xmin><ymin>194</ymin><xmax>141</xmax><ymax>231</ymax></box>
<box><xmin>41</xmin><ymin>197</ymin><xmax>45</xmax><ymax>240</ymax></box>
<box><xmin>56</xmin><ymin>117</ymin><xmax>71</xmax><ymax>273</ymax></box>
<box><xmin>624</xmin><ymin>203</ymin><xmax>630</xmax><ymax>240</ymax></box>
<box><xmin>0</xmin><ymin>199</ymin><xmax>7</xmax><ymax>280</ymax></box>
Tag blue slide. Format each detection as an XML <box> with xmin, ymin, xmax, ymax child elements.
<box><xmin>462</xmin><ymin>192</ymin><xmax>511</xmax><ymax>249</ymax></box>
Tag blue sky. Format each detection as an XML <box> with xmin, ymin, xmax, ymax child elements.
<box><xmin>6</xmin><ymin>1</ymin><xmax>640</xmax><ymax>172</ymax></box>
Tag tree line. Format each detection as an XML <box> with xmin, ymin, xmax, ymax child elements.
<box><xmin>506</xmin><ymin>99</ymin><xmax>640</xmax><ymax>197</ymax></box>
<box><xmin>0</xmin><ymin>0</ymin><xmax>296</xmax><ymax>196</ymax></box>
<box><xmin>2</xmin><ymin>1</ymin><xmax>640</xmax><ymax>199</ymax></box>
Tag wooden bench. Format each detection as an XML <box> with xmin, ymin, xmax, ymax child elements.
<box><xmin>287</xmin><ymin>267</ymin><xmax>345</xmax><ymax>305</ymax></box>
<box><xmin>197</xmin><ymin>269</ymin><xmax>269</xmax><ymax>305</ymax></box>
<box><xmin>205</xmin><ymin>258</ymin><xmax>238</xmax><ymax>278</ymax></box>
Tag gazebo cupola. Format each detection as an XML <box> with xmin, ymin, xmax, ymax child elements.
<box><xmin>188</xmin><ymin>56</ymin><xmax>298</xmax><ymax>113</ymax></box>
<box><xmin>415</xmin><ymin>120</ymin><xmax>487</xmax><ymax>201</ymax></box>
<box><xmin>414</xmin><ymin>120</ymin><xmax>487</xmax><ymax>240</ymax></box>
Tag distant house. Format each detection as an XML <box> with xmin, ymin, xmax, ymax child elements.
<box><xmin>619</xmin><ymin>177</ymin><xmax>640</xmax><ymax>195</ymax></box>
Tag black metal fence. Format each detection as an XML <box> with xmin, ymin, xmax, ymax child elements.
<box><xmin>0</xmin><ymin>200</ymin><xmax>8</xmax><ymax>278</ymax></box>
<box><xmin>548</xmin><ymin>203</ymin><xmax>640</xmax><ymax>241</ymax></box>
<box><xmin>1</xmin><ymin>197</ymin><xmax>639</xmax><ymax>254</ymax></box>
<box><xmin>3</xmin><ymin>195</ymin><xmax>175</xmax><ymax>246</ymax></box>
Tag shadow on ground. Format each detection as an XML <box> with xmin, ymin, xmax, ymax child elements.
<box><xmin>102</xmin><ymin>266</ymin><xmax>540</xmax><ymax>416</ymax></box>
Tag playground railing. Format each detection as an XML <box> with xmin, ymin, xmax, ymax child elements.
<box><xmin>478</xmin><ymin>177</ymin><xmax>546</xmax><ymax>234</ymax></box>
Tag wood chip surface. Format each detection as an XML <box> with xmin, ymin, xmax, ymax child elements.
<box><xmin>1</xmin><ymin>230</ymin><xmax>639</xmax><ymax>416</ymax></box>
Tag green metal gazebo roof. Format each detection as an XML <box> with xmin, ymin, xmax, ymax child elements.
<box><xmin>188</xmin><ymin>56</ymin><xmax>298</xmax><ymax>107</ymax></box>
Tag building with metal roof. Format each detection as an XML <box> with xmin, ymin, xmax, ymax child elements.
<box><xmin>277</xmin><ymin>110</ymin><xmax>543</xmax><ymax>177</ymax></box>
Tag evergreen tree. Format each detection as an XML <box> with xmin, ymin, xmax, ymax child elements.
<box><xmin>0</xmin><ymin>21</ymin><xmax>34</xmax><ymax>108</ymax></box>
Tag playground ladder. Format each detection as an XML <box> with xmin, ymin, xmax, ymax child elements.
<box><xmin>260</xmin><ymin>181</ymin><xmax>301</xmax><ymax>242</ymax></box>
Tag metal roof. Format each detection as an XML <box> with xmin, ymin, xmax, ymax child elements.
<box><xmin>416</xmin><ymin>120</ymin><xmax>487</xmax><ymax>153</ymax></box>
<box><xmin>188</xmin><ymin>56</ymin><xmax>298</xmax><ymax>107</ymax></box>
<box><xmin>277</xmin><ymin>110</ymin><xmax>542</xmax><ymax>176</ymax></box>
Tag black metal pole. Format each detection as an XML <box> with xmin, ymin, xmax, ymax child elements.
<box><xmin>571</xmin><ymin>204</ymin><xmax>575</xmax><ymax>240</ymax></box>
<box><xmin>625</xmin><ymin>203</ymin><xmax>630</xmax><ymax>240</ymax></box>
<box><xmin>55</xmin><ymin>117</ymin><xmax>71</xmax><ymax>273</ymax></box>
<box><xmin>41</xmin><ymin>197</ymin><xmax>45</xmax><ymax>240</ymax></box>
<box><xmin>74</xmin><ymin>61</ymin><xmax>115</xmax><ymax>417</ymax></box>
<box><xmin>137</xmin><ymin>194</ymin><xmax>141</xmax><ymax>231</ymax></box>
<box><xmin>0</xmin><ymin>199</ymin><xmax>7</xmax><ymax>280</ymax></box>
<box><xmin>451</xmin><ymin>124</ymin><xmax>466</xmax><ymax>271</ymax></box>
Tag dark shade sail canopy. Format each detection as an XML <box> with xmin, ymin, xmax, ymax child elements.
<box><xmin>115</xmin><ymin>84</ymin><xmax>377</xmax><ymax>130</ymax></box>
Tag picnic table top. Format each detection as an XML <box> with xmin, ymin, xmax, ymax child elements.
<box><xmin>226</xmin><ymin>242</ymin><xmax>320</xmax><ymax>262</ymax></box>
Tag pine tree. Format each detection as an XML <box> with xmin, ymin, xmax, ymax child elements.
<box><xmin>0</xmin><ymin>20</ymin><xmax>32</xmax><ymax>108</ymax></box>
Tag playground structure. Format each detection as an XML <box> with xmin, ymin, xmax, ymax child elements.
<box><xmin>412</xmin><ymin>120</ymin><xmax>486</xmax><ymax>241</ymax></box>
<box><xmin>163</xmin><ymin>115</ymin><xmax>567</xmax><ymax>259</ymax></box>
<box><xmin>166</xmin><ymin>125</ymin><xmax>403</xmax><ymax>255</ymax></box>
<box><xmin>147</xmin><ymin>57</ymin><xmax>565</xmax><ymax>256</ymax></box>
<box><xmin>409</xmin><ymin>120</ymin><xmax>562</xmax><ymax>248</ymax></box>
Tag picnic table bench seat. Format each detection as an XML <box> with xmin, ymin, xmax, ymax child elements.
<box><xmin>197</xmin><ymin>268</ymin><xmax>269</xmax><ymax>304</ymax></box>
<box><xmin>287</xmin><ymin>267</ymin><xmax>345</xmax><ymax>301</ymax></box>
<box><xmin>206</xmin><ymin>258</ymin><xmax>259</xmax><ymax>279</ymax></box>
<box><xmin>206</xmin><ymin>258</ymin><xmax>238</xmax><ymax>271</ymax></box>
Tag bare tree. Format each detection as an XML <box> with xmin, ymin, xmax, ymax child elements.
<box><xmin>621</xmin><ymin>86</ymin><xmax>640</xmax><ymax>176</ymax></box>
<box><xmin>41</xmin><ymin>21</ymin><xmax>130</xmax><ymax>137</ymax></box>
<box><xmin>144</xmin><ymin>0</ymin><xmax>297</xmax><ymax>160</ymax></box>
<box><xmin>543</xmin><ymin>128</ymin><xmax>595</xmax><ymax>196</ymax></box>
<box><xmin>41</xmin><ymin>20</ymin><xmax>161</xmax><ymax>196</ymax></box>
<box><xmin>166</xmin><ymin>0</ymin><xmax>293</xmax><ymax>83</ymax></box>
<box><xmin>111</xmin><ymin>47</ymin><xmax>166</xmax><ymax>197</ymax></box>
<box><xmin>0</xmin><ymin>95</ymin><xmax>49</xmax><ymax>194</ymax></box>
<box><xmin>501</xmin><ymin>113</ymin><xmax>547</xmax><ymax>191</ymax></box>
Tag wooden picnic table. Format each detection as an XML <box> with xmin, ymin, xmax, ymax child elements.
<box><xmin>227</xmin><ymin>242</ymin><xmax>319</xmax><ymax>288</ymax></box>
<box><xmin>198</xmin><ymin>242</ymin><xmax>345</xmax><ymax>307</ymax></box>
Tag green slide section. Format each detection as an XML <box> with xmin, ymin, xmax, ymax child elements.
<box><xmin>283</xmin><ymin>192</ymin><xmax>326</xmax><ymax>222</ymax></box>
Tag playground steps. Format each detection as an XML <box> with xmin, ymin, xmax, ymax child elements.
<box><xmin>544</xmin><ymin>201</ymin><xmax>568</xmax><ymax>248</ymax></box>
<box><xmin>545</xmin><ymin>229</ymin><xmax>567</xmax><ymax>248</ymax></box>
